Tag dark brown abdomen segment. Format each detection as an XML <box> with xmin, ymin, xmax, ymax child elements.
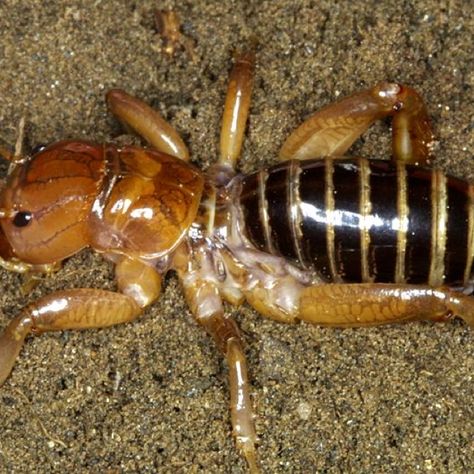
<box><xmin>238</xmin><ymin>158</ymin><xmax>474</xmax><ymax>286</ymax></box>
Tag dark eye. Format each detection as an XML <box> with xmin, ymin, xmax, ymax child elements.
<box><xmin>31</xmin><ymin>143</ymin><xmax>47</xmax><ymax>155</ymax></box>
<box><xmin>13</xmin><ymin>211</ymin><xmax>33</xmax><ymax>227</ymax></box>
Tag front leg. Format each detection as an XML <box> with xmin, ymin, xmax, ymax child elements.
<box><xmin>0</xmin><ymin>289</ymin><xmax>141</xmax><ymax>385</ymax></box>
<box><xmin>106</xmin><ymin>89</ymin><xmax>190</xmax><ymax>161</ymax></box>
<box><xmin>0</xmin><ymin>257</ymin><xmax>161</xmax><ymax>386</ymax></box>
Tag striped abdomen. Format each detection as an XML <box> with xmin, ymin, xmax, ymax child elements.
<box><xmin>238</xmin><ymin>158</ymin><xmax>474</xmax><ymax>286</ymax></box>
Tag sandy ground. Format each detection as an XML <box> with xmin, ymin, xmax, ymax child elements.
<box><xmin>0</xmin><ymin>1</ymin><xmax>473</xmax><ymax>473</ymax></box>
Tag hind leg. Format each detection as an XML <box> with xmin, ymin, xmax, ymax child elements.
<box><xmin>243</xmin><ymin>278</ymin><xmax>474</xmax><ymax>328</ymax></box>
<box><xmin>298</xmin><ymin>283</ymin><xmax>474</xmax><ymax>327</ymax></box>
<box><xmin>279</xmin><ymin>82</ymin><xmax>434</xmax><ymax>165</ymax></box>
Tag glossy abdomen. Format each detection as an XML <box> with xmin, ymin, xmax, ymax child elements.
<box><xmin>238</xmin><ymin>158</ymin><xmax>473</xmax><ymax>286</ymax></box>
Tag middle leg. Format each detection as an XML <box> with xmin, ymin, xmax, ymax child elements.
<box><xmin>179</xmin><ymin>269</ymin><xmax>260</xmax><ymax>474</ymax></box>
<box><xmin>219</xmin><ymin>51</ymin><xmax>255</xmax><ymax>170</ymax></box>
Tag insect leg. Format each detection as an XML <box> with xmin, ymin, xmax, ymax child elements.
<box><xmin>391</xmin><ymin>85</ymin><xmax>434</xmax><ymax>166</ymax></box>
<box><xmin>298</xmin><ymin>283</ymin><xmax>474</xmax><ymax>327</ymax></box>
<box><xmin>182</xmin><ymin>277</ymin><xmax>260</xmax><ymax>474</ymax></box>
<box><xmin>279</xmin><ymin>82</ymin><xmax>433</xmax><ymax>164</ymax></box>
<box><xmin>106</xmin><ymin>89</ymin><xmax>190</xmax><ymax>161</ymax></box>
<box><xmin>155</xmin><ymin>9</ymin><xmax>196</xmax><ymax>61</ymax></box>
<box><xmin>243</xmin><ymin>276</ymin><xmax>474</xmax><ymax>327</ymax></box>
<box><xmin>0</xmin><ymin>289</ymin><xmax>142</xmax><ymax>386</ymax></box>
<box><xmin>114</xmin><ymin>255</ymin><xmax>162</xmax><ymax>307</ymax></box>
<box><xmin>0</xmin><ymin>258</ymin><xmax>162</xmax><ymax>386</ymax></box>
<box><xmin>219</xmin><ymin>51</ymin><xmax>255</xmax><ymax>170</ymax></box>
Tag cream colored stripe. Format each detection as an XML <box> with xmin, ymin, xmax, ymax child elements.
<box><xmin>258</xmin><ymin>169</ymin><xmax>275</xmax><ymax>254</ymax></box>
<box><xmin>429</xmin><ymin>170</ymin><xmax>447</xmax><ymax>286</ymax></box>
<box><xmin>464</xmin><ymin>185</ymin><xmax>474</xmax><ymax>285</ymax></box>
<box><xmin>359</xmin><ymin>158</ymin><xmax>372</xmax><ymax>282</ymax></box>
<box><xmin>288</xmin><ymin>160</ymin><xmax>306</xmax><ymax>267</ymax></box>
<box><xmin>395</xmin><ymin>162</ymin><xmax>408</xmax><ymax>283</ymax></box>
<box><xmin>325</xmin><ymin>158</ymin><xmax>341</xmax><ymax>281</ymax></box>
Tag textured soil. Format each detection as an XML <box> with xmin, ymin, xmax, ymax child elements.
<box><xmin>0</xmin><ymin>1</ymin><xmax>473</xmax><ymax>473</ymax></box>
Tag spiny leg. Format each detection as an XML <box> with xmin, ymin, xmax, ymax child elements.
<box><xmin>279</xmin><ymin>82</ymin><xmax>434</xmax><ymax>165</ymax></box>
<box><xmin>391</xmin><ymin>85</ymin><xmax>434</xmax><ymax>165</ymax></box>
<box><xmin>299</xmin><ymin>283</ymin><xmax>474</xmax><ymax>326</ymax></box>
<box><xmin>219</xmin><ymin>51</ymin><xmax>255</xmax><ymax>170</ymax></box>
<box><xmin>0</xmin><ymin>257</ymin><xmax>161</xmax><ymax>386</ymax></box>
<box><xmin>181</xmin><ymin>275</ymin><xmax>260</xmax><ymax>474</ymax></box>
<box><xmin>244</xmin><ymin>280</ymin><xmax>474</xmax><ymax>327</ymax></box>
<box><xmin>106</xmin><ymin>89</ymin><xmax>190</xmax><ymax>161</ymax></box>
<box><xmin>279</xmin><ymin>83</ymin><xmax>400</xmax><ymax>161</ymax></box>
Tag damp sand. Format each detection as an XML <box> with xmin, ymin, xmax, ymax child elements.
<box><xmin>0</xmin><ymin>1</ymin><xmax>473</xmax><ymax>472</ymax></box>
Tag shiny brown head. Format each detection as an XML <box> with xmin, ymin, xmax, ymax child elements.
<box><xmin>0</xmin><ymin>141</ymin><xmax>105</xmax><ymax>264</ymax></box>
